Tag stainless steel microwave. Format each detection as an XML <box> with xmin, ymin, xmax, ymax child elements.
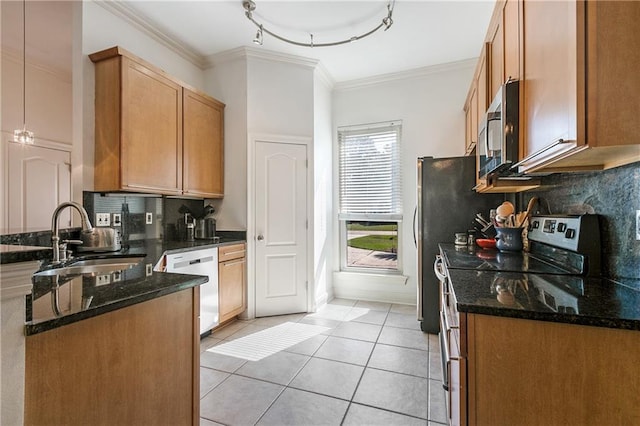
<box><xmin>477</xmin><ymin>79</ymin><xmax>520</xmax><ymax>180</ymax></box>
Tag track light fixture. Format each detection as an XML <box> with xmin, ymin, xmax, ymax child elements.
<box><xmin>253</xmin><ymin>25</ymin><xmax>264</xmax><ymax>45</ymax></box>
<box><xmin>242</xmin><ymin>0</ymin><xmax>395</xmax><ymax>48</ymax></box>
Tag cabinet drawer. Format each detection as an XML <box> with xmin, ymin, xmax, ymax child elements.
<box><xmin>218</xmin><ymin>243</ymin><xmax>246</xmax><ymax>262</ymax></box>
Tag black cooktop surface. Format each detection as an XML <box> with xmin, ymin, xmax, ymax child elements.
<box><xmin>440</xmin><ymin>244</ymin><xmax>576</xmax><ymax>275</ymax></box>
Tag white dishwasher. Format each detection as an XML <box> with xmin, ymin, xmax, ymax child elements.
<box><xmin>164</xmin><ymin>248</ymin><xmax>219</xmax><ymax>335</ymax></box>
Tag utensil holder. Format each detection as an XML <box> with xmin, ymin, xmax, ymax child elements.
<box><xmin>495</xmin><ymin>227</ymin><xmax>524</xmax><ymax>252</ymax></box>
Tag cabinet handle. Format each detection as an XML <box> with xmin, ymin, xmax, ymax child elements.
<box><xmin>222</xmin><ymin>259</ymin><xmax>245</xmax><ymax>267</ymax></box>
<box><xmin>510</xmin><ymin>138</ymin><xmax>572</xmax><ymax>170</ymax></box>
<box><xmin>222</xmin><ymin>250</ymin><xmax>245</xmax><ymax>256</ymax></box>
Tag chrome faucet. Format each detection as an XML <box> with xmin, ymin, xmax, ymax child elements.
<box><xmin>51</xmin><ymin>201</ymin><xmax>94</xmax><ymax>264</ymax></box>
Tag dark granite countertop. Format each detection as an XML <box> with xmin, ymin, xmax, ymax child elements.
<box><xmin>440</xmin><ymin>244</ymin><xmax>640</xmax><ymax>331</ymax></box>
<box><xmin>24</xmin><ymin>234</ymin><xmax>246</xmax><ymax>335</ymax></box>
<box><xmin>1</xmin><ymin>244</ymin><xmax>51</xmax><ymax>264</ymax></box>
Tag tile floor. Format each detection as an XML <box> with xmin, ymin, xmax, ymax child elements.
<box><xmin>199</xmin><ymin>299</ymin><xmax>446</xmax><ymax>426</ymax></box>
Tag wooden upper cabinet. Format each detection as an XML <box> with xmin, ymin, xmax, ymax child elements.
<box><xmin>489</xmin><ymin>19</ymin><xmax>503</xmax><ymax>102</ymax></box>
<box><xmin>503</xmin><ymin>0</ymin><xmax>520</xmax><ymax>82</ymax></box>
<box><xmin>520</xmin><ymin>0</ymin><xmax>579</xmax><ymax>172</ymax></box>
<box><xmin>489</xmin><ymin>0</ymin><xmax>520</xmax><ymax>100</ymax></box>
<box><xmin>463</xmin><ymin>82</ymin><xmax>478</xmax><ymax>156</ymax></box>
<box><xmin>476</xmin><ymin>45</ymin><xmax>489</xmax><ymax>118</ymax></box>
<box><xmin>474</xmin><ymin>44</ymin><xmax>491</xmax><ymax>189</ymax></box>
<box><xmin>183</xmin><ymin>89</ymin><xmax>225</xmax><ymax>198</ymax></box>
<box><xmin>519</xmin><ymin>0</ymin><xmax>640</xmax><ymax>173</ymax></box>
<box><xmin>90</xmin><ymin>47</ymin><xmax>225</xmax><ymax>197</ymax></box>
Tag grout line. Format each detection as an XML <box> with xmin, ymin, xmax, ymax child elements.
<box><xmin>200</xmin><ymin>300</ymin><xmax>443</xmax><ymax>425</ymax></box>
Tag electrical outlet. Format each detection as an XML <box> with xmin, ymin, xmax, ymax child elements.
<box><xmin>636</xmin><ymin>210</ymin><xmax>640</xmax><ymax>241</ymax></box>
<box><xmin>112</xmin><ymin>270</ymin><xmax>122</xmax><ymax>282</ymax></box>
<box><xmin>145</xmin><ymin>212</ymin><xmax>153</xmax><ymax>225</ymax></box>
<box><xmin>112</xmin><ymin>213</ymin><xmax>122</xmax><ymax>227</ymax></box>
<box><xmin>146</xmin><ymin>263</ymin><xmax>153</xmax><ymax>277</ymax></box>
<box><xmin>96</xmin><ymin>213</ymin><xmax>110</xmax><ymax>227</ymax></box>
<box><xmin>96</xmin><ymin>274</ymin><xmax>111</xmax><ymax>286</ymax></box>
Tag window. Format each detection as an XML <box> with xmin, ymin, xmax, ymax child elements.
<box><xmin>338</xmin><ymin>121</ymin><xmax>402</xmax><ymax>272</ymax></box>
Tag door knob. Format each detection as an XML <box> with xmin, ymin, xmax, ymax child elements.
<box><xmin>257</xmin><ymin>234</ymin><xmax>264</xmax><ymax>241</ymax></box>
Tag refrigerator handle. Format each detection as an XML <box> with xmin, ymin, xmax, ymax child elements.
<box><xmin>412</xmin><ymin>205</ymin><xmax>418</xmax><ymax>248</ymax></box>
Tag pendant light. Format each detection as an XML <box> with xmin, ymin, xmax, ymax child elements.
<box><xmin>13</xmin><ymin>0</ymin><xmax>34</xmax><ymax>144</ymax></box>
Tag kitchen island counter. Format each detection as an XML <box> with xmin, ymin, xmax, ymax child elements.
<box><xmin>25</xmin><ymin>235</ymin><xmax>246</xmax><ymax>336</ymax></box>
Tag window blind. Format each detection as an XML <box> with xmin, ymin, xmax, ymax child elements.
<box><xmin>338</xmin><ymin>122</ymin><xmax>402</xmax><ymax>220</ymax></box>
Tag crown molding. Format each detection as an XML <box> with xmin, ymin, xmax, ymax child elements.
<box><xmin>207</xmin><ymin>46</ymin><xmax>320</xmax><ymax>71</ymax></box>
<box><xmin>314</xmin><ymin>62</ymin><xmax>335</xmax><ymax>90</ymax></box>
<box><xmin>334</xmin><ymin>57</ymin><xmax>477</xmax><ymax>91</ymax></box>
<box><xmin>94</xmin><ymin>0</ymin><xmax>207</xmax><ymax>69</ymax></box>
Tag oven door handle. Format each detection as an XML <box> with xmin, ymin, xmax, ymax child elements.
<box><xmin>439</xmin><ymin>328</ymin><xmax>450</xmax><ymax>391</ymax></box>
<box><xmin>440</xmin><ymin>311</ymin><xmax>460</xmax><ymax>391</ymax></box>
<box><xmin>434</xmin><ymin>255</ymin><xmax>447</xmax><ymax>282</ymax></box>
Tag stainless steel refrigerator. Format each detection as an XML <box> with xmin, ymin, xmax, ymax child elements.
<box><xmin>416</xmin><ymin>156</ymin><xmax>504</xmax><ymax>333</ymax></box>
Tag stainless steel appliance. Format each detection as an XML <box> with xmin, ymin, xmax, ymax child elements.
<box><xmin>76</xmin><ymin>228</ymin><xmax>122</xmax><ymax>252</ymax></box>
<box><xmin>195</xmin><ymin>206</ymin><xmax>216</xmax><ymax>240</ymax></box>
<box><xmin>477</xmin><ymin>79</ymin><xmax>520</xmax><ymax>181</ymax></box>
<box><xmin>165</xmin><ymin>248</ymin><xmax>219</xmax><ymax>335</ymax></box>
<box><xmin>416</xmin><ymin>156</ymin><xmax>504</xmax><ymax>333</ymax></box>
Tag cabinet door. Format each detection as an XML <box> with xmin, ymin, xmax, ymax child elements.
<box><xmin>6</xmin><ymin>144</ymin><xmax>71</xmax><ymax>232</ymax></box>
<box><xmin>489</xmin><ymin>19</ymin><xmax>503</xmax><ymax>102</ymax></box>
<box><xmin>521</xmin><ymin>0</ymin><xmax>579</xmax><ymax>165</ymax></box>
<box><xmin>183</xmin><ymin>89</ymin><xmax>224</xmax><ymax>198</ymax></box>
<box><xmin>477</xmin><ymin>45</ymin><xmax>489</xmax><ymax>116</ymax></box>
<box><xmin>121</xmin><ymin>58</ymin><xmax>183</xmax><ymax>194</ymax></box>
<box><xmin>474</xmin><ymin>47</ymin><xmax>490</xmax><ymax>189</ymax></box>
<box><xmin>219</xmin><ymin>257</ymin><xmax>246</xmax><ymax>323</ymax></box>
<box><xmin>503</xmin><ymin>0</ymin><xmax>520</xmax><ymax>81</ymax></box>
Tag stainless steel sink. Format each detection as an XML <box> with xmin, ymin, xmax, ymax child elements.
<box><xmin>34</xmin><ymin>257</ymin><xmax>143</xmax><ymax>277</ymax></box>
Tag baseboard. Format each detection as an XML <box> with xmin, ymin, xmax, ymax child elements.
<box><xmin>332</xmin><ymin>271</ymin><xmax>415</xmax><ymax>305</ymax></box>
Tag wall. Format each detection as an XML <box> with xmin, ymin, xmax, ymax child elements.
<box><xmin>204</xmin><ymin>52</ymin><xmax>248</xmax><ymax>231</ymax></box>
<box><xmin>313</xmin><ymin>68</ymin><xmax>334</xmax><ymax>308</ymax></box>
<box><xmin>524</xmin><ymin>161</ymin><xmax>640</xmax><ymax>280</ymax></box>
<box><xmin>1</xmin><ymin>1</ymin><xmax>76</xmax><ymax>234</ymax></box>
<box><xmin>331</xmin><ymin>60</ymin><xmax>476</xmax><ymax>303</ymax></box>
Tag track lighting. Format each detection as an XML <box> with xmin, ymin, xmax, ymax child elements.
<box><xmin>242</xmin><ymin>0</ymin><xmax>396</xmax><ymax>48</ymax></box>
<box><xmin>253</xmin><ymin>25</ymin><xmax>263</xmax><ymax>45</ymax></box>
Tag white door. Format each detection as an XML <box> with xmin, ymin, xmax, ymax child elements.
<box><xmin>254</xmin><ymin>141</ymin><xmax>308</xmax><ymax>317</ymax></box>
<box><xmin>7</xmin><ymin>144</ymin><xmax>71</xmax><ymax>232</ymax></box>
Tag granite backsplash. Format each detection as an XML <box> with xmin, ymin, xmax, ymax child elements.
<box><xmin>82</xmin><ymin>192</ymin><xmax>211</xmax><ymax>242</ymax></box>
<box><xmin>0</xmin><ymin>193</ymin><xmax>232</xmax><ymax>248</ymax></box>
<box><xmin>519</xmin><ymin>161</ymin><xmax>639</xmax><ymax>280</ymax></box>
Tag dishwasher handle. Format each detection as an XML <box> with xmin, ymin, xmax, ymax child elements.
<box><xmin>171</xmin><ymin>255</ymin><xmax>216</xmax><ymax>270</ymax></box>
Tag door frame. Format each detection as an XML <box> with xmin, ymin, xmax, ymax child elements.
<box><xmin>247</xmin><ymin>133</ymin><xmax>314</xmax><ymax>319</ymax></box>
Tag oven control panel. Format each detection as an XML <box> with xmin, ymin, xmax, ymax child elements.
<box><xmin>528</xmin><ymin>215</ymin><xmax>598</xmax><ymax>252</ymax></box>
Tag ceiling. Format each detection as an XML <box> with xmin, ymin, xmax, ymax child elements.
<box><xmin>115</xmin><ymin>0</ymin><xmax>496</xmax><ymax>82</ymax></box>
<box><xmin>1</xmin><ymin>1</ymin><xmax>496</xmax><ymax>83</ymax></box>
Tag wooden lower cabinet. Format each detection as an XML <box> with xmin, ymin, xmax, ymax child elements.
<box><xmin>24</xmin><ymin>288</ymin><xmax>200</xmax><ymax>426</ymax></box>
<box><xmin>218</xmin><ymin>243</ymin><xmax>247</xmax><ymax>324</ymax></box>
<box><xmin>461</xmin><ymin>313</ymin><xmax>640</xmax><ymax>426</ymax></box>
